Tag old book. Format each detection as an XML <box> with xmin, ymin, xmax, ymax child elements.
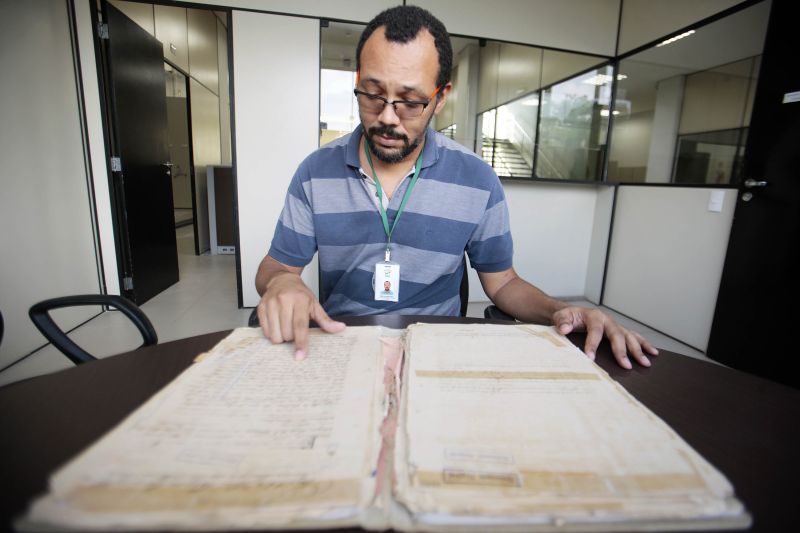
<box><xmin>20</xmin><ymin>324</ymin><xmax>749</xmax><ymax>531</ymax></box>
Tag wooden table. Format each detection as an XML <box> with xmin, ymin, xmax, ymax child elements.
<box><xmin>1</xmin><ymin>316</ymin><xmax>798</xmax><ymax>532</ymax></box>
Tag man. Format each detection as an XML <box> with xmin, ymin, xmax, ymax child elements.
<box><xmin>256</xmin><ymin>5</ymin><xmax>658</xmax><ymax>368</ymax></box>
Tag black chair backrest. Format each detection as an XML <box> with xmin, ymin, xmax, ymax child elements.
<box><xmin>29</xmin><ymin>294</ymin><xmax>157</xmax><ymax>365</ymax></box>
<box><xmin>248</xmin><ymin>306</ymin><xmax>259</xmax><ymax>327</ymax></box>
<box><xmin>0</xmin><ymin>309</ymin><xmax>4</xmax><ymax>346</ymax></box>
<box><xmin>459</xmin><ymin>253</ymin><xmax>469</xmax><ymax>317</ymax></box>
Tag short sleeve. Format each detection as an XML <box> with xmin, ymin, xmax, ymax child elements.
<box><xmin>267</xmin><ymin>161</ymin><xmax>317</xmax><ymax>267</ymax></box>
<box><xmin>466</xmin><ymin>179</ymin><xmax>513</xmax><ymax>272</ymax></box>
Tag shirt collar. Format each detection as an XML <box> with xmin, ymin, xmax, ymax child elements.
<box><xmin>346</xmin><ymin>123</ymin><xmax>439</xmax><ymax>171</ymax></box>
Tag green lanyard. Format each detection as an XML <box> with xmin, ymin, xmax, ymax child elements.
<box><xmin>364</xmin><ymin>137</ymin><xmax>424</xmax><ymax>262</ymax></box>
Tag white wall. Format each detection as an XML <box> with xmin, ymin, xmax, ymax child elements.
<box><xmin>415</xmin><ymin>0</ymin><xmax>619</xmax><ymax>56</ymax></box>
<box><xmin>76</xmin><ymin>0</ymin><xmax>118</xmax><ymax>296</ymax></box>
<box><xmin>185</xmin><ymin>0</ymin><xmax>619</xmax><ymax>55</ymax></box>
<box><xmin>233</xmin><ymin>11</ymin><xmax>320</xmax><ymax>307</ymax></box>
<box><xmin>585</xmin><ymin>186</ymin><xmax>615</xmax><ymax>304</ymax></box>
<box><xmin>0</xmin><ymin>0</ymin><xmax>102</xmax><ymax>371</ymax></box>
<box><xmin>469</xmin><ymin>182</ymin><xmax>599</xmax><ymax>302</ymax></box>
<box><xmin>603</xmin><ymin>186</ymin><xmax>737</xmax><ymax>350</ymax></box>
<box><xmin>202</xmin><ymin>0</ymin><xmax>395</xmax><ymax>22</ymax></box>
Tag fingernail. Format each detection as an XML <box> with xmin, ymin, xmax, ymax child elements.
<box><xmin>623</xmin><ymin>358</ymin><xmax>632</xmax><ymax>369</ymax></box>
<box><xmin>295</xmin><ymin>350</ymin><xmax>306</xmax><ymax>361</ymax></box>
<box><xmin>642</xmin><ymin>356</ymin><xmax>651</xmax><ymax>367</ymax></box>
<box><xmin>586</xmin><ymin>351</ymin><xmax>595</xmax><ymax>360</ymax></box>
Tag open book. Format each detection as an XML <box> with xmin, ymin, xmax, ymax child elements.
<box><xmin>21</xmin><ymin>324</ymin><xmax>749</xmax><ymax>531</ymax></box>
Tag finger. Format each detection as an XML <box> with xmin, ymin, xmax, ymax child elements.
<box><xmin>292</xmin><ymin>299</ymin><xmax>312</xmax><ymax>361</ymax></box>
<box><xmin>625</xmin><ymin>330</ymin><xmax>650</xmax><ymax>367</ymax></box>
<box><xmin>311</xmin><ymin>303</ymin><xmax>346</xmax><ymax>333</ymax></box>
<box><xmin>552</xmin><ymin>310</ymin><xmax>575</xmax><ymax>335</ymax></box>
<box><xmin>278</xmin><ymin>295</ymin><xmax>295</xmax><ymax>343</ymax></box>
<box><xmin>583</xmin><ymin>321</ymin><xmax>604</xmax><ymax>361</ymax></box>
<box><xmin>634</xmin><ymin>331</ymin><xmax>659</xmax><ymax>356</ymax></box>
<box><xmin>265</xmin><ymin>298</ymin><xmax>284</xmax><ymax>345</ymax></box>
<box><xmin>256</xmin><ymin>300</ymin><xmax>270</xmax><ymax>339</ymax></box>
<box><xmin>607</xmin><ymin>325</ymin><xmax>632</xmax><ymax>369</ymax></box>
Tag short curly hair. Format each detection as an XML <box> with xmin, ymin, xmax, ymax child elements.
<box><xmin>355</xmin><ymin>5</ymin><xmax>453</xmax><ymax>92</ymax></box>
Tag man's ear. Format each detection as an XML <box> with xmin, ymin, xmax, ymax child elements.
<box><xmin>433</xmin><ymin>83</ymin><xmax>453</xmax><ymax>115</ymax></box>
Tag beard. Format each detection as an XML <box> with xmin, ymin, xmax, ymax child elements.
<box><xmin>366</xmin><ymin>115</ymin><xmax>433</xmax><ymax>164</ymax></box>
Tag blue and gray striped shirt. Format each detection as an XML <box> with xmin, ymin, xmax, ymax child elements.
<box><xmin>268</xmin><ymin>125</ymin><xmax>513</xmax><ymax>316</ymax></box>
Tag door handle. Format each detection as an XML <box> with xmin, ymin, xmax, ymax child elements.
<box><xmin>743</xmin><ymin>178</ymin><xmax>767</xmax><ymax>188</ymax></box>
<box><xmin>162</xmin><ymin>162</ymin><xmax>173</xmax><ymax>176</ymax></box>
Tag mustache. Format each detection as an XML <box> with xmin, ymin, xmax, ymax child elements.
<box><xmin>368</xmin><ymin>125</ymin><xmax>408</xmax><ymax>142</ymax></box>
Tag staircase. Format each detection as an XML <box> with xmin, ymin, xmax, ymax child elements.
<box><xmin>482</xmin><ymin>138</ymin><xmax>532</xmax><ymax>178</ymax></box>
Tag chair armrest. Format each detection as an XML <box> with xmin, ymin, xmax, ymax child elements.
<box><xmin>483</xmin><ymin>304</ymin><xmax>516</xmax><ymax>321</ymax></box>
<box><xmin>29</xmin><ymin>295</ymin><xmax>157</xmax><ymax>365</ymax></box>
<box><xmin>248</xmin><ymin>307</ymin><xmax>259</xmax><ymax>328</ymax></box>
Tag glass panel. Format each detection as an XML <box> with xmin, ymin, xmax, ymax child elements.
<box><xmin>478</xmin><ymin>41</ymin><xmax>501</xmax><ymax>113</ymax></box>
<box><xmin>541</xmin><ymin>49</ymin><xmax>605</xmax><ymax>88</ymax></box>
<box><xmin>439</xmin><ymin>35</ymin><xmax>479</xmax><ymax>151</ymax></box>
<box><xmin>496</xmin><ymin>43</ymin><xmax>542</xmax><ymax>105</ymax></box>
<box><xmin>607</xmin><ymin>1</ymin><xmax>769</xmax><ymax>184</ymax></box>
<box><xmin>320</xmin><ymin>21</ymin><xmax>362</xmax><ymax>145</ymax></box>
<box><xmin>536</xmin><ymin>66</ymin><xmax>612</xmax><ymax>181</ymax></box>
<box><xmin>489</xmin><ymin>96</ymin><xmax>537</xmax><ymax>177</ymax></box>
<box><xmin>438</xmin><ymin>124</ymin><xmax>456</xmax><ymax>139</ymax></box>
<box><xmin>320</xmin><ymin>69</ymin><xmax>358</xmax><ymax>145</ymax></box>
<box><xmin>673</xmin><ymin>128</ymin><xmax>746</xmax><ymax>184</ymax></box>
<box><xmin>478</xmin><ymin>109</ymin><xmax>497</xmax><ymax>167</ymax></box>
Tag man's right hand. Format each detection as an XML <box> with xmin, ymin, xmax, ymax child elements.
<box><xmin>256</xmin><ymin>271</ymin><xmax>345</xmax><ymax>360</ymax></box>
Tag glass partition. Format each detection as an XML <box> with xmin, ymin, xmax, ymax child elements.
<box><xmin>536</xmin><ymin>66</ymin><xmax>613</xmax><ymax>180</ymax></box>
<box><xmin>438</xmin><ymin>123</ymin><xmax>456</xmax><ymax>139</ymax></box>
<box><xmin>476</xmin><ymin>41</ymin><xmax>608</xmax><ymax>179</ymax></box>
<box><xmin>320</xmin><ymin>22</ymin><xmax>362</xmax><ymax>145</ymax></box>
<box><xmin>320</xmin><ymin>21</ymin><xmax>612</xmax><ymax>182</ymax></box>
<box><xmin>607</xmin><ymin>1</ymin><xmax>769</xmax><ymax>184</ymax></box>
<box><xmin>479</xmin><ymin>96</ymin><xmax>537</xmax><ymax>177</ymax></box>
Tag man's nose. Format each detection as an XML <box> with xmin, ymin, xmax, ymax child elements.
<box><xmin>377</xmin><ymin>101</ymin><xmax>401</xmax><ymax>125</ymax></box>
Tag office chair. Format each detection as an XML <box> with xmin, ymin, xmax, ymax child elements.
<box><xmin>0</xmin><ymin>309</ymin><xmax>4</xmax><ymax>346</ymax></box>
<box><xmin>248</xmin><ymin>254</ymin><xmax>472</xmax><ymax>327</ymax></box>
<box><xmin>483</xmin><ymin>304</ymin><xmax>515</xmax><ymax>321</ymax></box>
<box><xmin>29</xmin><ymin>294</ymin><xmax>157</xmax><ymax>365</ymax></box>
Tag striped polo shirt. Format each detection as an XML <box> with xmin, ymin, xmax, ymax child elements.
<box><xmin>268</xmin><ymin>124</ymin><xmax>513</xmax><ymax>316</ymax></box>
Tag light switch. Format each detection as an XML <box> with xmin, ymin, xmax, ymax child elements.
<box><xmin>708</xmin><ymin>190</ymin><xmax>725</xmax><ymax>213</ymax></box>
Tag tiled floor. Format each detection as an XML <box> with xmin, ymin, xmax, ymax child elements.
<box><xmin>0</xmin><ymin>226</ymin><xmax>715</xmax><ymax>387</ymax></box>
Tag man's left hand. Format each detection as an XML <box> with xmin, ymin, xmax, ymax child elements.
<box><xmin>553</xmin><ymin>307</ymin><xmax>659</xmax><ymax>369</ymax></box>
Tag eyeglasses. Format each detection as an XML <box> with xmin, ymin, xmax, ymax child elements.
<box><xmin>353</xmin><ymin>86</ymin><xmax>442</xmax><ymax>120</ymax></box>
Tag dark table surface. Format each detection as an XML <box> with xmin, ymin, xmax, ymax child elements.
<box><xmin>1</xmin><ymin>316</ymin><xmax>798</xmax><ymax>532</ymax></box>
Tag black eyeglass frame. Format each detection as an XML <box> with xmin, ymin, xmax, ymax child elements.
<box><xmin>353</xmin><ymin>88</ymin><xmax>441</xmax><ymax>118</ymax></box>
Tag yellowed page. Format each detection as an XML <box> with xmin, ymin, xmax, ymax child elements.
<box><xmin>26</xmin><ymin>327</ymin><xmax>386</xmax><ymax>531</ymax></box>
<box><xmin>394</xmin><ymin>323</ymin><xmax>748</xmax><ymax>531</ymax></box>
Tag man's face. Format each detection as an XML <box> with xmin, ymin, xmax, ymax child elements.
<box><xmin>384</xmin><ymin>281</ymin><xmax>391</xmax><ymax>291</ymax></box>
<box><xmin>357</xmin><ymin>27</ymin><xmax>450</xmax><ymax>164</ymax></box>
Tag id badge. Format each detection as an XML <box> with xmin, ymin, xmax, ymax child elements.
<box><xmin>374</xmin><ymin>261</ymin><xmax>400</xmax><ymax>302</ymax></box>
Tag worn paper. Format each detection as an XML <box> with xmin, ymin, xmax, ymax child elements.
<box><xmin>23</xmin><ymin>323</ymin><xmax>749</xmax><ymax>532</ymax></box>
<box><xmin>27</xmin><ymin>327</ymin><xmax>386</xmax><ymax>530</ymax></box>
<box><xmin>393</xmin><ymin>323</ymin><xmax>748</xmax><ymax>530</ymax></box>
